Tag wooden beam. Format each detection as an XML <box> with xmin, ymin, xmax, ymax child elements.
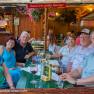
<box><xmin>44</xmin><ymin>8</ymin><xmax>48</xmax><ymax>55</ymax></box>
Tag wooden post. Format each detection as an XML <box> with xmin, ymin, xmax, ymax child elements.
<box><xmin>14</xmin><ymin>25</ymin><xmax>19</xmax><ymax>38</ymax></box>
<box><xmin>12</xmin><ymin>10</ymin><xmax>15</xmax><ymax>37</ymax></box>
<box><xmin>44</xmin><ymin>8</ymin><xmax>48</xmax><ymax>55</ymax></box>
<box><xmin>33</xmin><ymin>21</ymin><xmax>36</xmax><ymax>39</ymax></box>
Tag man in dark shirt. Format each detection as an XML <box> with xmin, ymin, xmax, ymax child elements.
<box><xmin>14</xmin><ymin>31</ymin><xmax>35</xmax><ymax>67</ymax></box>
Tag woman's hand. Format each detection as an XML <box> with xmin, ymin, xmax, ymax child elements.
<box><xmin>10</xmin><ymin>85</ymin><xmax>15</xmax><ymax>89</ymax></box>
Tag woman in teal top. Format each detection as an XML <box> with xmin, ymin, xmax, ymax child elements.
<box><xmin>0</xmin><ymin>55</ymin><xmax>14</xmax><ymax>89</ymax></box>
<box><xmin>2</xmin><ymin>47</ymin><xmax>16</xmax><ymax>68</ymax></box>
<box><xmin>0</xmin><ymin>37</ymin><xmax>21</xmax><ymax>87</ymax></box>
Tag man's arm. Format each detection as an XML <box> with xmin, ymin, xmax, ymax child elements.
<box><xmin>60</xmin><ymin>67</ymin><xmax>82</xmax><ymax>85</ymax></box>
<box><xmin>60</xmin><ymin>66</ymin><xmax>82</xmax><ymax>80</ymax></box>
<box><xmin>76</xmin><ymin>76</ymin><xmax>94</xmax><ymax>85</ymax></box>
<box><xmin>24</xmin><ymin>51</ymin><xmax>36</xmax><ymax>59</ymax></box>
<box><xmin>60</xmin><ymin>74</ymin><xmax>94</xmax><ymax>86</ymax></box>
<box><xmin>24</xmin><ymin>43</ymin><xmax>36</xmax><ymax>59</ymax></box>
<box><xmin>16</xmin><ymin>62</ymin><xmax>25</xmax><ymax>67</ymax></box>
<box><xmin>69</xmin><ymin>66</ymin><xmax>82</xmax><ymax>79</ymax></box>
<box><xmin>50</xmin><ymin>53</ymin><xmax>63</xmax><ymax>59</ymax></box>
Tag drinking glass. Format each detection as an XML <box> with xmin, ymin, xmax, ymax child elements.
<box><xmin>30</xmin><ymin>63</ymin><xmax>38</xmax><ymax>85</ymax></box>
<box><xmin>55</xmin><ymin>66</ymin><xmax>63</xmax><ymax>88</ymax></box>
<box><xmin>55</xmin><ymin>66</ymin><xmax>62</xmax><ymax>75</ymax></box>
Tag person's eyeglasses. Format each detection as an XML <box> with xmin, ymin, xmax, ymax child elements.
<box><xmin>80</xmin><ymin>36</ymin><xmax>89</xmax><ymax>39</ymax></box>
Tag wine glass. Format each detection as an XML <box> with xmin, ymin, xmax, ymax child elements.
<box><xmin>55</xmin><ymin>66</ymin><xmax>62</xmax><ymax>75</ymax></box>
<box><xmin>30</xmin><ymin>63</ymin><xmax>38</xmax><ymax>86</ymax></box>
<box><xmin>55</xmin><ymin>66</ymin><xmax>63</xmax><ymax>88</ymax></box>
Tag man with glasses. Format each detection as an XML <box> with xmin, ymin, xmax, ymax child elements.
<box><xmin>67</xmin><ymin>28</ymin><xmax>92</xmax><ymax>72</ymax></box>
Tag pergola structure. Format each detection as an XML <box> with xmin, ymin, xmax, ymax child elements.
<box><xmin>27</xmin><ymin>3</ymin><xmax>94</xmax><ymax>53</ymax></box>
<box><xmin>0</xmin><ymin>3</ymin><xmax>94</xmax><ymax>45</ymax></box>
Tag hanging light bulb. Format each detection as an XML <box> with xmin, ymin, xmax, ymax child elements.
<box><xmin>56</xmin><ymin>12</ymin><xmax>60</xmax><ymax>16</ymax></box>
<box><xmin>87</xmin><ymin>7</ymin><xmax>93</xmax><ymax>12</ymax></box>
<box><xmin>85</xmin><ymin>5</ymin><xmax>93</xmax><ymax>12</ymax></box>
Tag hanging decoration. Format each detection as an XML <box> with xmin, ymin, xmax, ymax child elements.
<box><xmin>26</xmin><ymin>8</ymin><xmax>33</xmax><ymax>21</ymax></box>
<box><xmin>61</xmin><ymin>9</ymin><xmax>77</xmax><ymax>23</ymax></box>
<box><xmin>48</xmin><ymin>12</ymin><xmax>56</xmax><ymax>17</ymax></box>
<box><xmin>16</xmin><ymin>6</ymin><xmax>27</xmax><ymax>15</ymax></box>
<box><xmin>48</xmin><ymin>12</ymin><xmax>56</xmax><ymax>20</ymax></box>
<box><xmin>16</xmin><ymin>6</ymin><xmax>44</xmax><ymax>22</ymax></box>
<box><xmin>27</xmin><ymin>8</ymin><xmax>44</xmax><ymax>22</ymax></box>
<box><xmin>32</xmin><ymin>8</ymin><xmax>44</xmax><ymax>21</ymax></box>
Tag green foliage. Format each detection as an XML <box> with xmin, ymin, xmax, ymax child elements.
<box><xmin>62</xmin><ymin>9</ymin><xmax>76</xmax><ymax>23</ymax></box>
<box><xmin>31</xmin><ymin>8</ymin><xmax>44</xmax><ymax>22</ymax></box>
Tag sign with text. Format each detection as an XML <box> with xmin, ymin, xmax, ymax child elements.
<box><xmin>0</xmin><ymin>0</ymin><xmax>94</xmax><ymax>3</ymax></box>
<box><xmin>27</xmin><ymin>3</ymin><xmax>67</xmax><ymax>8</ymax></box>
<box><xmin>32</xmin><ymin>0</ymin><xmax>94</xmax><ymax>3</ymax></box>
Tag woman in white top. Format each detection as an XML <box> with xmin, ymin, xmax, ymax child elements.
<box><xmin>50</xmin><ymin>34</ymin><xmax>77</xmax><ymax>72</ymax></box>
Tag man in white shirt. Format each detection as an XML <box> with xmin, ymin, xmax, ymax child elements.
<box><xmin>67</xmin><ymin>28</ymin><xmax>93</xmax><ymax>72</ymax></box>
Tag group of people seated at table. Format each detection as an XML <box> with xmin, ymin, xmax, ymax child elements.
<box><xmin>0</xmin><ymin>31</ymin><xmax>35</xmax><ymax>89</ymax></box>
<box><xmin>47</xmin><ymin>28</ymin><xmax>94</xmax><ymax>87</ymax></box>
<box><xmin>0</xmin><ymin>28</ymin><xmax>94</xmax><ymax>89</ymax></box>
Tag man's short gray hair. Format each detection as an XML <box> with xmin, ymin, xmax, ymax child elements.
<box><xmin>20</xmin><ymin>31</ymin><xmax>30</xmax><ymax>38</ymax></box>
